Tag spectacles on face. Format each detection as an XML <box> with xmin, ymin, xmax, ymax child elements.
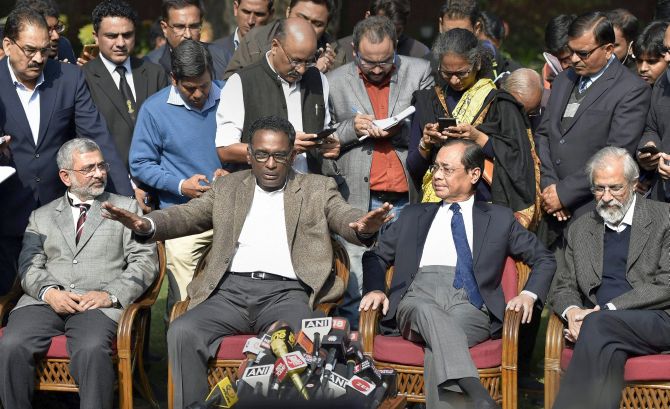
<box><xmin>48</xmin><ymin>21</ymin><xmax>65</xmax><ymax>35</ymax></box>
<box><xmin>10</xmin><ymin>39</ymin><xmax>49</xmax><ymax>59</ymax></box>
<box><xmin>248</xmin><ymin>148</ymin><xmax>291</xmax><ymax>164</ymax></box>
<box><xmin>429</xmin><ymin>163</ymin><xmax>465</xmax><ymax>176</ymax></box>
<box><xmin>65</xmin><ymin>162</ymin><xmax>110</xmax><ymax>177</ymax></box>
<box><xmin>438</xmin><ymin>66</ymin><xmax>474</xmax><ymax>80</ymax></box>
<box><xmin>278</xmin><ymin>43</ymin><xmax>317</xmax><ymax>68</ymax></box>
<box><xmin>355</xmin><ymin>53</ymin><xmax>396</xmax><ymax>70</ymax></box>
<box><xmin>165</xmin><ymin>22</ymin><xmax>202</xmax><ymax>36</ymax></box>
<box><xmin>568</xmin><ymin>44</ymin><xmax>606</xmax><ymax>60</ymax></box>
<box><xmin>590</xmin><ymin>184</ymin><xmax>628</xmax><ymax>196</ymax></box>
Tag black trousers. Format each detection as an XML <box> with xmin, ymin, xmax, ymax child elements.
<box><xmin>167</xmin><ymin>274</ymin><xmax>314</xmax><ymax>409</ymax></box>
<box><xmin>0</xmin><ymin>305</ymin><xmax>117</xmax><ymax>409</ymax></box>
<box><xmin>553</xmin><ymin>310</ymin><xmax>670</xmax><ymax>409</ymax></box>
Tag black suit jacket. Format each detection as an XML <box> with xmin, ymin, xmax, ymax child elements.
<box><xmin>0</xmin><ymin>58</ymin><xmax>133</xmax><ymax>237</ymax></box>
<box><xmin>363</xmin><ymin>201</ymin><xmax>556</xmax><ymax>336</ymax></box>
<box><xmin>535</xmin><ymin>59</ymin><xmax>651</xmax><ymax>220</ymax></box>
<box><xmin>213</xmin><ymin>33</ymin><xmax>236</xmax><ymax>64</ymax></box>
<box><xmin>144</xmin><ymin>42</ymin><xmax>230</xmax><ymax>81</ymax></box>
<box><xmin>83</xmin><ymin>56</ymin><xmax>168</xmax><ymax>169</ymax></box>
<box><xmin>639</xmin><ymin>72</ymin><xmax>670</xmax><ymax>201</ymax></box>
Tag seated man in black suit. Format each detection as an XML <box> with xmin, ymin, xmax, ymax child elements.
<box><xmin>360</xmin><ymin>139</ymin><xmax>556</xmax><ymax>409</ymax></box>
<box><xmin>551</xmin><ymin>147</ymin><xmax>670</xmax><ymax>409</ymax></box>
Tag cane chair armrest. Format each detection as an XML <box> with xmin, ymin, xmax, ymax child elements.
<box><xmin>359</xmin><ymin>307</ymin><xmax>382</xmax><ymax>355</ymax></box>
<box><xmin>501</xmin><ymin>308</ymin><xmax>522</xmax><ymax>369</ymax></box>
<box><xmin>545</xmin><ymin>313</ymin><xmax>566</xmax><ymax>363</ymax></box>
<box><xmin>170</xmin><ymin>299</ymin><xmax>191</xmax><ymax>323</ymax></box>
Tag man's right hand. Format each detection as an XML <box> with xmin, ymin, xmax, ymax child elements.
<box><xmin>637</xmin><ymin>142</ymin><xmax>661</xmax><ymax>171</ymax></box>
<box><xmin>181</xmin><ymin>174</ymin><xmax>211</xmax><ymax>198</ymax></box>
<box><xmin>101</xmin><ymin>202</ymin><xmax>152</xmax><ymax>234</ymax></box>
<box><xmin>43</xmin><ymin>289</ymin><xmax>83</xmax><ymax>314</ymax></box>
<box><xmin>354</xmin><ymin>114</ymin><xmax>377</xmax><ymax>137</ymax></box>
<box><xmin>359</xmin><ymin>290</ymin><xmax>389</xmax><ymax>315</ymax></box>
<box><xmin>294</xmin><ymin>132</ymin><xmax>319</xmax><ymax>154</ymax></box>
<box><xmin>565</xmin><ymin>306</ymin><xmax>600</xmax><ymax>341</ymax></box>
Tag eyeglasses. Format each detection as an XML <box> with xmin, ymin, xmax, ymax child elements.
<box><xmin>590</xmin><ymin>184</ymin><xmax>628</xmax><ymax>196</ymax></box>
<box><xmin>10</xmin><ymin>39</ymin><xmax>50</xmax><ymax>59</ymax></box>
<box><xmin>568</xmin><ymin>44</ymin><xmax>605</xmax><ymax>60</ymax></box>
<box><xmin>248</xmin><ymin>148</ymin><xmax>291</xmax><ymax>164</ymax></box>
<box><xmin>278</xmin><ymin>43</ymin><xmax>317</xmax><ymax>68</ymax></box>
<box><xmin>65</xmin><ymin>162</ymin><xmax>110</xmax><ymax>177</ymax></box>
<box><xmin>165</xmin><ymin>22</ymin><xmax>202</xmax><ymax>36</ymax></box>
<box><xmin>438</xmin><ymin>66</ymin><xmax>474</xmax><ymax>80</ymax></box>
<box><xmin>429</xmin><ymin>164</ymin><xmax>465</xmax><ymax>176</ymax></box>
<box><xmin>355</xmin><ymin>53</ymin><xmax>396</xmax><ymax>69</ymax></box>
<box><xmin>48</xmin><ymin>21</ymin><xmax>65</xmax><ymax>34</ymax></box>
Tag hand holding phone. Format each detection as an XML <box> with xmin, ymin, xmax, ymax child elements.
<box><xmin>437</xmin><ymin>117</ymin><xmax>458</xmax><ymax>132</ymax></box>
<box><xmin>313</xmin><ymin>128</ymin><xmax>337</xmax><ymax>144</ymax></box>
<box><xmin>638</xmin><ymin>145</ymin><xmax>660</xmax><ymax>156</ymax></box>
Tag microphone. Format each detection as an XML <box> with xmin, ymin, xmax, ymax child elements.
<box><xmin>353</xmin><ymin>358</ymin><xmax>383</xmax><ymax>386</ymax></box>
<box><xmin>237</xmin><ymin>354</ymin><xmax>275</xmax><ymax>398</ymax></box>
<box><xmin>295</xmin><ymin>330</ymin><xmax>314</xmax><ymax>355</ymax></box>
<box><xmin>320</xmin><ymin>317</ymin><xmax>350</xmax><ymax>361</ymax></box>
<box><xmin>323</xmin><ymin>363</ymin><xmax>349</xmax><ymax>399</ymax></box>
<box><xmin>378</xmin><ymin>367</ymin><xmax>398</xmax><ymax>399</ymax></box>
<box><xmin>270</xmin><ymin>328</ymin><xmax>309</xmax><ymax>400</ymax></box>
<box><xmin>369</xmin><ymin>381</ymin><xmax>388</xmax><ymax>408</ymax></box>
<box><xmin>301</xmin><ymin>317</ymin><xmax>333</xmax><ymax>343</ymax></box>
<box><xmin>186</xmin><ymin>376</ymin><xmax>239</xmax><ymax>408</ymax></box>
<box><xmin>347</xmin><ymin>375</ymin><xmax>377</xmax><ymax>398</ymax></box>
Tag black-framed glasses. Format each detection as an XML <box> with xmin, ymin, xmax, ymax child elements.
<box><xmin>64</xmin><ymin>162</ymin><xmax>110</xmax><ymax>177</ymax></box>
<box><xmin>429</xmin><ymin>164</ymin><xmax>465</xmax><ymax>176</ymax></box>
<box><xmin>48</xmin><ymin>21</ymin><xmax>66</xmax><ymax>34</ymax></box>
<box><xmin>165</xmin><ymin>22</ymin><xmax>202</xmax><ymax>36</ymax></box>
<box><xmin>355</xmin><ymin>52</ymin><xmax>396</xmax><ymax>69</ymax></box>
<box><xmin>278</xmin><ymin>43</ymin><xmax>317</xmax><ymax>68</ymax></box>
<box><xmin>590</xmin><ymin>184</ymin><xmax>627</xmax><ymax>196</ymax></box>
<box><xmin>438</xmin><ymin>66</ymin><xmax>474</xmax><ymax>80</ymax></box>
<box><xmin>568</xmin><ymin>44</ymin><xmax>606</xmax><ymax>60</ymax></box>
<box><xmin>10</xmin><ymin>39</ymin><xmax>49</xmax><ymax>59</ymax></box>
<box><xmin>248</xmin><ymin>148</ymin><xmax>291</xmax><ymax>164</ymax></box>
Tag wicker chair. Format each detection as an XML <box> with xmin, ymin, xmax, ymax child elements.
<box><xmin>544</xmin><ymin>312</ymin><xmax>670</xmax><ymax>409</ymax></box>
<box><xmin>0</xmin><ymin>241</ymin><xmax>166</xmax><ymax>409</ymax></box>
<box><xmin>359</xmin><ymin>258</ymin><xmax>529</xmax><ymax>409</ymax></box>
<box><xmin>167</xmin><ymin>238</ymin><xmax>350</xmax><ymax>409</ymax></box>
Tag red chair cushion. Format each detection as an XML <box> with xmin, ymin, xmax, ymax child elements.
<box><xmin>215</xmin><ymin>335</ymin><xmax>255</xmax><ymax>360</ymax></box>
<box><xmin>561</xmin><ymin>347</ymin><xmax>670</xmax><ymax>381</ymax></box>
<box><xmin>373</xmin><ymin>335</ymin><xmax>502</xmax><ymax>369</ymax></box>
<box><xmin>0</xmin><ymin>327</ymin><xmax>117</xmax><ymax>358</ymax></box>
<box><xmin>501</xmin><ymin>257</ymin><xmax>519</xmax><ymax>303</ymax></box>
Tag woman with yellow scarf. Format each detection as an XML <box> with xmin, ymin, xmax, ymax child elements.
<box><xmin>406</xmin><ymin>29</ymin><xmax>539</xmax><ymax>229</ymax></box>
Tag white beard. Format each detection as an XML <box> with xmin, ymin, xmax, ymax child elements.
<box><xmin>596</xmin><ymin>192</ymin><xmax>634</xmax><ymax>225</ymax></box>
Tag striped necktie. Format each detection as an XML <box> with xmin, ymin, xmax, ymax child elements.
<box><xmin>74</xmin><ymin>203</ymin><xmax>90</xmax><ymax>245</ymax></box>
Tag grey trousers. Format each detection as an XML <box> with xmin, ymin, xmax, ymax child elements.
<box><xmin>167</xmin><ymin>274</ymin><xmax>314</xmax><ymax>409</ymax></box>
<box><xmin>0</xmin><ymin>305</ymin><xmax>117</xmax><ymax>409</ymax></box>
<box><xmin>397</xmin><ymin>266</ymin><xmax>491</xmax><ymax>409</ymax></box>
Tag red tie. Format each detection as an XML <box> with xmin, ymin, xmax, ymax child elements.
<box><xmin>75</xmin><ymin>204</ymin><xmax>90</xmax><ymax>245</ymax></box>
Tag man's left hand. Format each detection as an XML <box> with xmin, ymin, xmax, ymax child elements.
<box><xmin>315</xmin><ymin>43</ymin><xmax>336</xmax><ymax>73</ymax></box>
<box><xmin>506</xmin><ymin>293</ymin><xmax>536</xmax><ymax>324</ymax></box>
<box><xmin>319</xmin><ymin>134</ymin><xmax>340</xmax><ymax>158</ymax></box>
<box><xmin>541</xmin><ymin>184</ymin><xmax>564</xmax><ymax>214</ymax></box>
<box><xmin>349</xmin><ymin>202</ymin><xmax>393</xmax><ymax>235</ymax></box>
<box><xmin>78</xmin><ymin>291</ymin><xmax>113</xmax><ymax>310</ymax></box>
<box><xmin>444</xmin><ymin>124</ymin><xmax>488</xmax><ymax>147</ymax></box>
<box><xmin>294</xmin><ymin>132</ymin><xmax>319</xmax><ymax>154</ymax></box>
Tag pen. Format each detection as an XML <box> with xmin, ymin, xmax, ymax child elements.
<box><xmin>351</xmin><ymin>107</ymin><xmax>370</xmax><ymax>141</ymax></box>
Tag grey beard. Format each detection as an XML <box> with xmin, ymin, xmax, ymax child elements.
<box><xmin>69</xmin><ymin>182</ymin><xmax>106</xmax><ymax>201</ymax></box>
<box><xmin>596</xmin><ymin>192</ymin><xmax>634</xmax><ymax>225</ymax></box>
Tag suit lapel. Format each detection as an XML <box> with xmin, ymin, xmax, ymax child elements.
<box><xmin>131</xmin><ymin>57</ymin><xmax>149</xmax><ymax>107</ymax></box>
<box><xmin>55</xmin><ymin>194</ymin><xmax>77</xmax><ymax>254</ymax></box>
<box><xmin>90</xmin><ymin>58</ymin><xmax>134</xmax><ymax>128</ymax></box>
<box><xmin>348</xmin><ymin>64</ymin><xmax>374</xmax><ymax>115</ymax></box>
<box><xmin>0</xmin><ymin>61</ymin><xmax>34</xmax><ymax>146</ymax></box>
<box><xmin>472</xmin><ymin>202</ymin><xmax>490</xmax><ymax>268</ymax></box>
<box><xmin>75</xmin><ymin>195</ymin><xmax>106</xmax><ymax>254</ymax></box>
<box><xmin>36</xmin><ymin>61</ymin><xmax>59</xmax><ymax>149</ymax></box>
<box><xmin>232</xmin><ymin>173</ymin><xmax>256</xmax><ymax>241</ymax></box>
<box><xmin>388</xmin><ymin>61</ymin><xmax>401</xmax><ymax>114</ymax></box>
<box><xmin>284</xmin><ymin>172</ymin><xmax>303</xmax><ymax>248</ymax></box>
<box><xmin>556</xmin><ymin>70</ymin><xmax>578</xmax><ymax>135</ymax></box>
<box><xmin>586</xmin><ymin>214</ymin><xmax>604</xmax><ymax>280</ymax></box>
<box><xmin>415</xmin><ymin>203</ymin><xmax>440</xmax><ymax>268</ymax></box>
<box><xmin>564</xmin><ymin>62</ymin><xmax>618</xmax><ymax>135</ymax></box>
<box><xmin>626</xmin><ymin>197</ymin><xmax>651</xmax><ymax>273</ymax></box>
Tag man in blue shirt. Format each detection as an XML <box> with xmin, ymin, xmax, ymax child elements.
<box><xmin>130</xmin><ymin>39</ymin><xmax>225</xmax><ymax>319</ymax></box>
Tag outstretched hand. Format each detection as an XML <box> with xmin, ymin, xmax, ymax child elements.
<box><xmin>101</xmin><ymin>202</ymin><xmax>152</xmax><ymax>234</ymax></box>
<box><xmin>349</xmin><ymin>202</ymin><xmax>393</xmax><ymax>235</ymax></box>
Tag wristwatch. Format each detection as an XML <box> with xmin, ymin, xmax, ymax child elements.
<box><xmin>107</xmin><ymin>292</ymin><xmax>119</xmax><ymax>308</ymax></box>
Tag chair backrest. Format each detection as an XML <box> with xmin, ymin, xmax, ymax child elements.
<box><xmin>134</xmin><ymin>241</ymin><xmax>167</xmax><ymax>305</ymax></box>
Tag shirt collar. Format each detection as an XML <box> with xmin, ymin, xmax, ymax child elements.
<box><xmin>99</xmin><ymin>52</ymin><xmax>132</xmax><ymax>77</ymax></box>
<box><xmin>583</xmin><ymin>55</ymin><xmax>616</xmax><ymax>84</ymax></box>
<box><xmin>442</xmin><ymin>194</ymin><xmax>475</xmax><ymax>211</ymax></box>
<box><xmin>166</xmin><ymin>80</ymin><xmax>222</xmax><ymax>112</ymax></box>
<box><xmin>67</xmin><ymin>191</ymin><xmax>94</xmax><ymax>206</ymax></box>
<box><xmin>604</xmin><ymin>194</ymin><xmax>636</xmax><ymax>232</ymax></box>
<box><xmin>265</xmin><ymin>51</ymin><xmax>299</xmax><ymax>89</ymax></box>
<box><xmin>233</xmin><ymin>27</ymin><xmax>240</xmax><ymax>49</ymax></box>
<box><xmin>254</xmin><ymin>180</ymin><xmax>287</xmax><ymax>196</ymax></box>
<box><xmin>7</xmin><ymin>57</ymin><xmax>44</xmax><ymax>90</ymax></box>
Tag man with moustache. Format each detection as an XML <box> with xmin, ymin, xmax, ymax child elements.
<box><xmin>213</xmin><ymin>0</ymin><xmax>274</xmax><ymax>62</ymax></box>
<box><xmin>15</xmin><ymin>0</ymin><xmax>76</xmax><ymax>63</ymax></box>
<box><xmin>216</xmin><ymin>17</ymin><xmax>339</xmax><ymax>174</ymax></box>
<box><xmin>0</xmin><ymin>7</ymin><xmax>133</xmax><ymax>296</ymax></box>
<box><xmin>551</xmin><ymin>147</ymin><xmax>670</xmax><ymax>409</ymax></box>
<box><xmin>0</xmin><ymin>138</ymin><xmax>157</xmax><ymax>409</ymax></box>
<box><xmin>82</xmin><ymin>0</ymin><xmax>168</xmax><ymax>212</ymax></box>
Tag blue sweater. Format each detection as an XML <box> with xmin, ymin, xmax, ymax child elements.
<box><xmin>129</xmin><ymin>83</ymin><xmax>222</xmax><ymax>208</ymax></box>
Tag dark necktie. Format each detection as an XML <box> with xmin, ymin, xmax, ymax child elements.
<box><xmin>450</xmin><ymin>203</ymin><xmax>484</xmax><ymax>309</ymax></box>
<box><xmin>74</xmin><ymin>203</ymin><xmax>90</xmax><ymax>245</ymax></box>
<box><xmin>115</xmin><ymin>65</ymin><xmax>136</xmax><ymax>122</ymax></box>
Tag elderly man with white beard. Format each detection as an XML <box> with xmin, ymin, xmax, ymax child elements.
<box><xmin>549</xmin><ymin>146</ymin><xmax>670</xmax><ymax>409</ymax></box>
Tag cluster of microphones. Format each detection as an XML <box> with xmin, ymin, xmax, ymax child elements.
<box><xmin>187</xmin><ymin>317</ymin><xmax>398</xmax><ymax>409</ymax></box>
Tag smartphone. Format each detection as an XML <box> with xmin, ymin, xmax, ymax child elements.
<box><xmin>314</xmin><ymin>128</ymin><xmax>337</xmax><ymax>143</ymax></box>
<box><xmin>437</xmin><ymin>117</ymin><xmax>457</xmax><ymax>132</ymax></box>
<box><xmin>81</xmin><ymin>44</ymin><xmax>99</xmax><ymax>59</ymax></box>
<box><xmin>638</xmin><ymin>145</ymin><xmax>660</xmax><ymax>156</ymax></box>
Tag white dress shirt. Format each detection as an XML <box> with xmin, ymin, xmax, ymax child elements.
<box><xmin>233</xmin><ymin>27</ymin><xmax>240</xmax><ymax>50</ymax></box>
<box><xmin>228</xmin><ymin>183</ymin><xmax>297</xmax><ymax>279</ymax></box>
<box><xmin>67</xmin><ymin>191</ymin><xmax>94</xmax><ymax>230</ymax></box>
<box><xmin>215</xmin><ymin>52</ymin><xmax>331</xmax><ymax>174</ymax></box>
<box><xmin>8</xmin><ymin>58</ymin><xmax>44</xmax><ymax>145</ymax></box>
<box><xmin>98</xmin><ymin>53</ymin><xmax>136</xmax><ymax>101</ymax></box>
<box><xmin>419</xmin><ymin>196</ymin><xmax>475</xmax><ymax>268</ymax></box>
